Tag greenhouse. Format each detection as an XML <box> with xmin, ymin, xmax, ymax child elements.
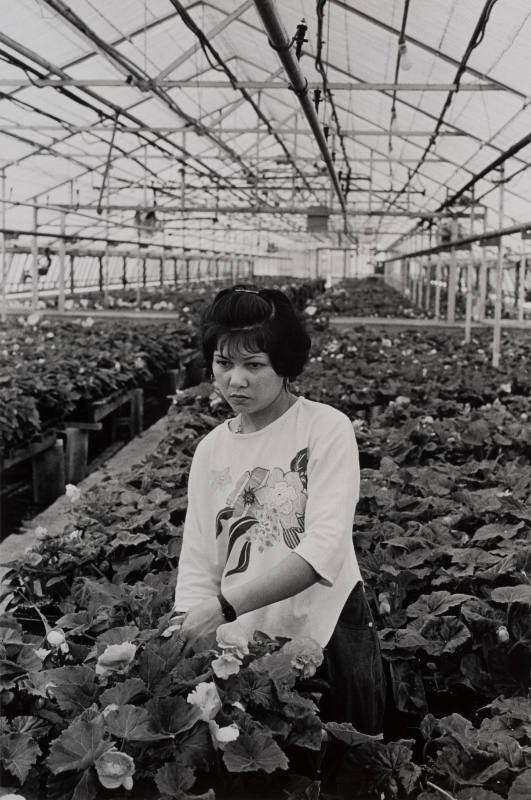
<box><xmin>0</xmin><ymin>2</ymin><xmax>530</xmax><ymax>799</ymax></box>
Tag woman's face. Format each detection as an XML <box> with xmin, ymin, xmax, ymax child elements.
<box><xmin>212</xmin><ymin>343</ymin><xmax>284</xmax><ymax>415</ymax></box>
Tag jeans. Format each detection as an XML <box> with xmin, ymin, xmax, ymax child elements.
<box><xmin>317</xmin><ymin>581</ymin><xmax>387</xmax><ymax>735</ymax></box>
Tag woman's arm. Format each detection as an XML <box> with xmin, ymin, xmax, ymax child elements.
<box><xmin>178</xmin><ymin>552</ymin><xmax>318</xmax><ymax>655</ymax></box>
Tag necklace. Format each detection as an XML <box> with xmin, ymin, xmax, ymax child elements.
<box><xmin>234</xmin><ymin>392</ymin><xmax>293</xmax><ymax>434</ymax></box>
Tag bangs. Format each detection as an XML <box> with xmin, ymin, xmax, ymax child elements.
<box><xmin>216</xmin><ymin>327</ymin><xmax>269</xmax><ymax>360</ymax></box>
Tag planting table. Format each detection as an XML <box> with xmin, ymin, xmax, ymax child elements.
<box><xmin>60</xmin><ymin>388</ymin><xmax>144</xmax><ymax>482</ymax></box>
<box><xmin>1</xmin><ymin>431</ymin><xmax>65</xmax><ymax>506</ymax></box>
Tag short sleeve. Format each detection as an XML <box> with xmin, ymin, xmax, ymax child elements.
<box><xmin>173</xmin><ymin>440</ymin><xmax>223</xmax><ymax>611</ymax></box>
<box><xmin>293</xmin><ymin>412</ymin><xmax>359</xmax><ymax>586</ymax></box>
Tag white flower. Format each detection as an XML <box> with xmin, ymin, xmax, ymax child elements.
<box><xmin>69</xmin><ymin>529</ymin><xmax>82</xmax><ymax>541</ymax></box>
<box><xmin>381</xmin><ymin>338</ymin><xmax>392</xmax><ymax>347</ymax></box>
<box><xmin>208</xmin><ymin>720</ymin><xmax>239</xmax><ymax>749</ymax></box>
<box><xmin>499</xmin><ymin>382</ymin><xmax>512</xmax><ymax>393</ymax></box>
<box><xmin>81</xmin><ymin>316</ymin><xmax>94</xmax><ymax>328</ymax></box>
<box><xmin>95</xmin><ymin>749</ymin><xmax>135</xmax><ymax>790</ymax></box>
<box><xmin>96</xmin><ymin>642</ymin><xmax>137</xmax><ymax>678</ymax></box>
<box><xmin>395</xmin><ymin>395</ymin><xmax>411</xmax><ymax>407</ymax></box>
<box><xmin>134</xmin><ymin>357</ymin><xmax>146</xmax><ymax>369</ymax></box>
<box><xmin>305</xmin><ymin>305</ymin><xmax>317</xmax><ymax>316</ymax></box>
<box><xmin>27</xmin><ymin>313</ymin><xmax>41</xmax><ymax>326</ymax></box>
<box><xmin>114</xmin><ymin>361</ymin><xmax>121</xmax><ymax>371</ymax></box>
<box><xmin>186</xmin><ymin>682</ymin><xmax>221</xmax><ymax>721</ymax></box>
<box><xmin>281</xmin><ymin>637</ymin><xmax>323</xmax><ymax>679</ymax></box>
<box><xmin>46</xmin><ymin>629</ymin><xmax>66</xmax><ymax>647</ymax></box>
<box><xmin>65</xmin><ymin>484</ymin><xmax>81</xmax><ymax>503</ymax></box>
<box><xmin>212</xmin><ymin>653</ymin><xmax>242</xmax><ymax>679</ymax></box>
<box><xmin>216</xmin><ymin>623</ymin><xmax>249</xmax><ymax>659</ymax></box>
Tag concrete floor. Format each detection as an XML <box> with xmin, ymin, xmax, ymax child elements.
<box><xmin>0</xmin><ymin>416</ymin><xmax>169</xmax><ymax>585</ymax></box>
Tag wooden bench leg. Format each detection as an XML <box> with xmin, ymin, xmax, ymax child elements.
<box><xmin>167</xmin><ymin>367</ymin><xmax>183</xmax><ymax>394</ymax></box>
<box><xmin>63</xmin><ymin>428</ymin><xmax>89</xmax><ymax>482</ymax></box>
<box><xmin>130</xmin><ymin>389</ymin><xmax>144</xmax><ymax>437</ymax></box>
<box><xmin>32</xmin><ymin>440</ymin><xmax>66</xmax><ymax>505</ymax></box>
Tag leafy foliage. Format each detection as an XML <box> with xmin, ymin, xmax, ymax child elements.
<box><xmin>1</xmin><ymin>282</ymin><xmax>530</xmax><ymax>799</ymax></box>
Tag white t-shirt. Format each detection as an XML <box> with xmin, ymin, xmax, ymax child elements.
<box><xmin>174</xmin><ymin>396</ymin><xmax>362</xmax><ymax>646</ymax></box>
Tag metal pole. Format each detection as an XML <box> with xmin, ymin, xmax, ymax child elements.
<box><xmin>464</xmin><ymin>201</ymin><xmax>475</xmax><ymax>342</ymax></box>
<box><xmin>251</xmin><ymin>0</ymin><xmax>347</xmax><ymax>229</ymax></box>
<box><xmin>478</xmin><ymin>214</ymin><xmax>488</xmax><ymax>321</ymax></box>
<box><xmin>492</xmin><ymin>166</ymin><xmax>505</xmax><ymax>368</ymax></box>
<box><xmin>0</xmin><ymin>169</ymin><xmax>6</xmax><ymax>322</ymax></box>
<box><xmin>435</xmin><ymin>254</ymin><xmax>441</xmax><ymax>319</ymax></box>
<box><xmin>447</xmin><ymin>218</ymin><xmax>458</xmax><ymax>324</ymax></box>
<box><xmin>58</xmin><ymin>211</ymin><xmax>66</xmax><ymax>312</ymax></box>
<box><xmin>32</xmin><ymin>205</ymin><xmax>39</xmax><ymax>311</ymax></box>
<box><xmin>518</xmin><ymin>249</ymin><xmax>525</xmax><ymax>323</ymax></box>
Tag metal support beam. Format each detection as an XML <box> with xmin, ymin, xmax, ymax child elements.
<box><xmin>383</xmin><ymin>220</ymin><xmax>531</xmax><ymax>261</ymax></box>
<box><xmin>0</xmin><ymin>169</ymin><xmax>6</xmax><ymax>321</ymax></box>
<box><xmin>251</xmin><ymin>0</ymin><xmax>347</xmax><ymax>228</ymax></box>
<box><xmin>3</xmin><ymin>205</ymin><xmax>455</xmax><ymax>218</ymax></box>
<box><xmin>156</xmin><ymin>0</ymin><xmax>253</xmax><ymax>80</ymax></box>
<box><xmin>0</xmin><ymin>78</ymin><xmax>503</xmax><ymax>90</ymax></box>
<box><xmin>492</xmin><ymin>167</ymin><xmax>505</xmax><ymax>368</ymax></box>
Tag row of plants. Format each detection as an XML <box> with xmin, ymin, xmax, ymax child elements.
<box><xmin>1</xmin><ymin>278</ymin><xmax>325</xmax><ymax>456</ymax></box>
<box><xmin>306</xmin><ymin>277</ymin><xmax>426</xmax><ymax>319</ymax></box>
<box><xmin>0</xmin><ymin>316</ymin><xmax>197</xmax><ymax>456</ymax></box>
<box><xmin>26</xmin><ymin>277</ymin><xmax>325</xmax><ymax>314</ymax></box>
<box><xmin>1</xmin><ymin>321</ymin><xmax>529</xmax><ymax>799</ymax></box>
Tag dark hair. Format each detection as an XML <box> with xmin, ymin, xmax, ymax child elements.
<box><xmin>201</xmin><ymin>284</ymin><xmax>311</xmax><ymax>380</ymax></box>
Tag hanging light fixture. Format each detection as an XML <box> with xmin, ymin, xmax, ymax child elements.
<box><xmin>398</xmin><ymin>40</ymin><xmax>412</xmax><ymax>71</ymax></box>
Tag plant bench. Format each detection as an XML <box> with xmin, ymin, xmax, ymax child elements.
<box><xmin>59</xmin><ymin>388</ymin><xmax>144</xmax><ymax>482</ymax></box>
<box><xmin>1</xmin><ymin>431</ymin><xmax>66</xmax><ymax>505</ymax></box>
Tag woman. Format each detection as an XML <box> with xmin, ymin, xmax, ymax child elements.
<box><xmin>173</xmin><ymin>284</ymin><xmax>386</xmax><ymax>734</ymax></box>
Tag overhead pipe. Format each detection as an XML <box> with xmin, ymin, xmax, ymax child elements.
<box><xmin>382</xmin><ymin>219</ymin><xmax>531</xmax><ymax>262</ymax></box>
<box><xmin>251</xmin><ymin>0</ymin><xmax>348</xmax><ymax>231</ymax></box>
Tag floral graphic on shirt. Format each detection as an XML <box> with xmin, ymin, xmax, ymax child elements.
<box><xmin>215</xmin><ymin>449</ymin><xmax>308</xmax><ymax>577</ymax></box>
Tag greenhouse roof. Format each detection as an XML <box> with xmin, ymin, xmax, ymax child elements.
<box><xmin>1</xmin><ymin>0</ymin><xmax>530</xmax><ymax>259</ymax></box>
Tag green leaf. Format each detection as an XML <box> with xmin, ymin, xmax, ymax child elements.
<box><xmin>229</xmin><ymin>668</ymin><xmax>276</xmax><ymax>710</ymax></box>
<box><xmin>104</xmin><ymin>703</ymin><xmax>167</xmax><ymax>742</ymax></box>
<box><xmin>100</xmin><ymin>677</ymin><xmax>147</xmax><ymax>707</ymax></box>
<box><xmin>174</xmin><ymin>722</ymin><xmax>213</xmax><ymax>772</ymax></box>
<box><xmin>420</xmin><ymin>616</ymin><xmax>471</xmax><ymax>655</ymax></box>
<box><xmin>407</xmin><ymin>591</ymin><xmax>473</xmax><ymax>618</ymax></box>
<box><xmin>491</xmin><ymin>585</ymin><xmax>531</xmax><ymax>606</ymax></box>
<box><xmin>46</xmin><ymin>766</ymin><xmax>99</xmax><ymax>800</ymax></box>
<box><xmin>154</xmin><ymin>762</ymin><xmax>195</xmax><ymax>797</ymax></box>
<box><xmin>509</xmin><ymin>769</ymin><xmax>531</xmax><ymax>800</ymax></box>
<box><xmin>0</xmin><ymin>732</ymin><xmax>41</xmax><ymax>783</ymax></box>
<box><xmin>145</xmin><ymin>696</ymin><xmax>203</xmax><ymax>736</ymax></box>
<box><xmin>325</xmin><ymin>721</ymin><xmax>383</xmax><ymax>746</ymax></box>
<box><xmin>96</xmin><ymin>625</ymin><xmax>139</xmax><ymax>648</ymax></box>
<box><xmin>223</xmin><ymin>729</ymin><xmax>289</xmax><ymax>774</ymax></box>
<box><xmin>47</xmin><ymin>714</ymin><xmax>113</xmax><ymax>775</ymax></box>
<box><xmin>471</xmin><ymin>522</ymin><xmax>523</xmax><ymax>543</ymax></box>
<box><xmin>40</xmin><ymin>666</ymin><xmax>97</xmax><ymax>714</ymax></box>
<box><xmin>285</xmin><ymin>714</ymin><xmax>322</xmax><ymax>750</ymax></box>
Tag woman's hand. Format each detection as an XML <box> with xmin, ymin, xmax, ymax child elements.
<box><xmin>178</xmin><ymin>596</ymin><xmax>225</xmax><ymax>657</ymax></box>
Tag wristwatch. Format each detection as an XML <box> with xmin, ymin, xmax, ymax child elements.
<box><xmin>217</xmin><ymin>591</ymin><xmax>237</xmax><ymax>622</ymax></box>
